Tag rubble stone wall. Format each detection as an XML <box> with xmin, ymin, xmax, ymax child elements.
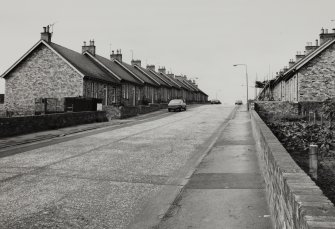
<box><xmin>5</xmin><ymin>44</ymin><xmax>83</xmax><ymax>116</ymax></box>
<box><xmin>255</xmin><ymin>101</ymin><xmax>299</xmax><ymax>120</ymax></box>
<box><xmin>299</xmin><ymin>42</ymin><xmax>335</xmax><ymax>102</ymax></box>
<box><xmin>251</xmin><ymin>110</ymin><xmax>335</xmax><ymax>228</ymax></box>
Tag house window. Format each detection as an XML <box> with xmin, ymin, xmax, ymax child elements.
<box><xmin>111</xmin><ymin>87</ymin><xmax>116</xmax><ymax>103</ymax></box>
<box><xmin>91</xmin><ymin>82</ymin><xmax>95</xmax><ymax>98</ymax></box>
<box><xmin>138</xmin><ymin>88</ymin><xmax>141</xmax><ymax>101</ymax></box>
<box><xmin>104</xmin><ymin>85</ymin><xmax>108</xmax><ymax>105</ymax></box>
<box><xmin>123</xmin><ymin>84</ymin><xmax>129</xmax><ymax>99</ymax></box>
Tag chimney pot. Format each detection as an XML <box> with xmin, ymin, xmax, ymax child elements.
<box><xmin>316</xmin><ymin>39</ymin><xmax>319</xmax><ymax>46</ymax></box>
<box><xmin>41</xmin><ymin>25</ymin><xmax>52</xmax><ymax>42</ymax></box>
<box><xmin>321</xmin><ymin>28</ymin><xmax>324</xmax><ymax>34</ymax></box>
<box><xmin>110</xmin><ymin>49</ymin><xmax>122</xmax><ymax>62</ymax></box>
<box><xmin>82</xmin><ymin>39</ymin><xmax>96</xmax><ymax>55</ymax></box>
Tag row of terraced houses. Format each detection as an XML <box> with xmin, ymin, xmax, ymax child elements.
<box><xmin>1</xmin><ymin>26</ymin><xmax>208</xmax><ymax>117</ymax></box>
<box><xmin>257</xmin><ymin>27</ymin><xmax>335</xmax><ymax>102</ymax></box>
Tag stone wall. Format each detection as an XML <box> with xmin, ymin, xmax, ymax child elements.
<box><xmin>255</xmin><ymin>101</ymin><xmax>300</xmax><ymax>120</ymax></box>
<box><xmin>103</xmin><ymin>105</ymin><xmax>138</xmax><ymax>120</ymax></box>
<box><xmin>119</xmin><ymin>106</ymin><xmax>138</xmax><ymax>119</ymax></box>
<box><xmin>0</xmin><ymin>111</ymin><xmax>107</xmax><ymax>138</ymax></box>
<box><xmin>138</xmin><ymin>103</ymin><xmax>161</xmax><ymax>114</ymax></box>
<box><xmin>103</xmin><ymin>105</ymin><xmax>122</xmax><ymax>120</ymax></box>
<box><xmin>5</xmin><ymin>44</ymin><xmax>83</xmax><ymax>116</ymax></box>
<box><xmin>298</xmin><ymin>42</ymin><xmax>335</xmax><ymax>102</ymax></box>
<box><xmin>251</xmin><ymin>110</ymin><xmax>335</xmax><ymax>228</ymax></box>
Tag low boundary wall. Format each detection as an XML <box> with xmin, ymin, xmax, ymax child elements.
<box><xmin>0</xmin><ymin>111</ymin><xmax>107</xmax><ymax>138</ymax></box>
<box><xmin>251</xmin><ymin>110</ymin><xmax>335</xmax><ymax>228</ymax></box>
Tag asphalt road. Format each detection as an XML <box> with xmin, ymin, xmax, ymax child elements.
<box><xmin>0</xmin><ymin>105</ymin><xmax>234</xmax><ymax>229</ymax></box>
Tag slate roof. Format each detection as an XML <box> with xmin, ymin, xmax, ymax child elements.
<box><xmin>136</xmin><ymin>67</ymin><xmax>171</xmax><ymax>87</ymax></box>
<box><xmin>175</xmin><ymin>77</ymin><xmax>196</xmax><ymax>91</ymax></box>
<box><xmin>159</xmin><ymin>72</ymin><xmax>182</xmax><ymax>89</ymax></box>
<box><xmin>147</xmin><ymin>70</ymin><xmax>173</xmax><ymax>87</ymax></box>
<box><xmin>93</xmin><ymin>55</ymin><xmax>143</xmax><ymax>85</ymax></box>
<box><xmin>49</xmin><ymin>43</ymin><xmax>120</xmax><ymax>84</ymax></box>
<box><xmin>120</xmin><ymin>62</ymin><xmax>160</xmax><ymax>87</ymax></box>
<box><xmin>274</xmin><ymin>39</ymin><xmax>335</xmax><ymax>85</ymax></box>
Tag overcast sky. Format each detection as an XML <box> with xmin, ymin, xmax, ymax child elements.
<box><xmin>1</xmin><ymin>0</ymin><xmax>335</xmax><ymax>104</ymax></box>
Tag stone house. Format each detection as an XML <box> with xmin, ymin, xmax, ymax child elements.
<box><xmin>157</xmin><ymin>67</ymin><xmax>183</xmax><ymax>99</ymax></box>
<box><xmin>141</xmin><ymin>65</ymin><xmax>172</xmax><ymax>103</ymax></box>
<box><xmin>123</xmin><ymin>60</ymin><xmax>161</xmax><ymax>104</ymax></box>
<box><xmin>1</xmin><ymin>26</ymin><xmax>209</xmax><ymax>116</ymax></box>
<box><xmin>83</xmin><ymin>48</ymin><xmax>144</xmax><ymax>107</ymax></box>
<box><xmin>1</xmin><ymin>27</ymin><xmax>120</xmax><ymax>116</ymax></box>
<box><xmin>259</xmin><ymin>28</ymin><xmax>335</xmax><ymax>102</ymax></box>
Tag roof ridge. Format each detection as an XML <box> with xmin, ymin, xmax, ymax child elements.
<box><xmin>112</xmin><ymin>60</ymin><xmax>144</xmax><ymax>84</ymax></box>
<box><xmin>84</xmin><ymin>52</ymin><xmax>122</xmax><ymax>81</ymax></box>
<box><xmin>149</xmin><ymin>70</ymin><xmax>173</xmax><ymax>87</ymax></box>
<box><xmin>134</xmin><ymin>65</ymin><xmax>161</xmax><ymax>86</ymax></box>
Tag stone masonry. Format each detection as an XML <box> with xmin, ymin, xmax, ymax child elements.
<box><xmin>251</xmin><ymin>110</ymin><xmax>335</xmax><ymax>228</ymax></box>
<box><xmin>5</xmin><ymin>44</ymin><xmax>83</xmax><ymax>116</ymax></box>
<box><xmin>298</xmin><ymin>42</ymin><xmax>335</xmax><ymax>102</ymax></box>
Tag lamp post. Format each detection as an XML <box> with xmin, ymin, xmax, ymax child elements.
<box><xmin>233</xmin><ymin>64</ymin><xmax>249</xmax><ymax>111</ymax></box>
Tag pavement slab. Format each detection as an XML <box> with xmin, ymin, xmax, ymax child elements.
<box><xmin>157</xmin><ymin>107</ymin><xmax>273</xmax><ymax>229</ymax></box>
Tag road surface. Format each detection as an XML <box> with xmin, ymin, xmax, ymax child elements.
<box><xmin>0</xmin><ymin>104</ymin><xmax>234</xmax><ymax>228</ymax></box>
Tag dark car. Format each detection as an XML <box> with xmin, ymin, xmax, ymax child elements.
<box><xmin>235</xmin><ymin>100</ymin><xmax>243</xmax><ymax>105</ymax></box>
<box><xmin>168</xmin><ymin>99</ymin><xmax>187</xmax><ymax>112</ymax></box>
<box><xmin>211</xmin><ymin>99</ymin><xmax>221</xmax><ymax>104</ymax></box>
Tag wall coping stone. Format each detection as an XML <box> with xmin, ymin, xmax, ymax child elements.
<box><xmin>251</xmin><ymin>110</ymin><xmax>335</xmax><ymax>228</ymax></box>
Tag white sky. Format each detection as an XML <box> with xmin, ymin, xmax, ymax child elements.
<box><xmin>1</xmin><ymin>0</ymin><xmax>335</xmax><ymax>104</ymax></box>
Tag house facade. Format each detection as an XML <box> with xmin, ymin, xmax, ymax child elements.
<box><xmin>258</xmin><ymin>28</ymin><xmax>335</xmax><ymax>103</ymax></box>
<box><xmin>1</xmin><ymin>26</ymin><xmax>208</xmax><ymax>116</ymax></box>
<box><xmin>2</xmin><ymin>28</ymin><xmax>120</xmax><ymax>116</ymax></box>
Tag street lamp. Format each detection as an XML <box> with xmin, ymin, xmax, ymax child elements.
<box><xmin>233</xmin><ymin>64</ymin><xmax>249</xmax><ymax>111</ymax></box>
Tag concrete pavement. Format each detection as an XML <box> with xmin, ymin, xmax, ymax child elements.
<box><xmin>0</xmin><ymin>104</ymin><xmax>235</xmax><ymax>228</ymax></box>
<box><xmin>157</xmin><ymin>106</ymin><xmax>273</xmax><ymax>229</ymax></box>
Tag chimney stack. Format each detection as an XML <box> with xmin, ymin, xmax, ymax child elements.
<box><xmin>131</xmin><ymin>59</ymin><xmax>141</xmax><ymax>67</ymax></box>
<box><xmin>295</xmin><ymin>51</ymin><xmax>305</xmax><ymax>62</ymax></box>
<box><xmin>40</xmin><ymin>25</ymin><xmax>52</xmax><ymax>42</ymax></box>
<box><xmin>320</xmin><ymin>27</ymin><xmax>335</xmax><ymax>45</ymax></box>
<box><xmin>158</xmin><ymin>66</ymin><xmax>166</xmax><ymax>74</ymax></box>
<box><xmin>146</xmin><ymin>64</ymin><xmax>155</xmax><ymax>71</ymax></box>
<box><xmin>167</xmin><ymin>73</ymin><xmax>175</xmax><ymax>78</ymax></box>
<box><xmin>289</xmin><ymin>59</ymin><xmax>295</xmax><ymax>68</ymax></box>
<box><xmin>305</xmin><ymin>41</ymin><xmax>319</xmax><ymax>55</ymax></box>
<box><xmin>110</xmin><ymin>49</ymin><xmax>122</xmax><ymax>62</ymax></box>
<box><xmin>82</xmin><ymin>40</ymin><xmax>96</xmax><ymax>56</ymax></box>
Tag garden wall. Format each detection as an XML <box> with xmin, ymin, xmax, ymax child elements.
<box><xmin>251</xmin><ymin>110</ymin><xmax>335</xmax><ymax>228</ymax></box>
<box><xmin>255</xmin><ymin>101</ymin><xmax>300</xmax><ymax>120</ymax></box>
<box><xmin>0</xmin><ymin>111</ymin><xmax>107</xmax><ymax>138</ymax></box>
<box><xmin>255</xmin><ymin>101</ymin><xmax>324</xmax><ymax>120</ymax></box>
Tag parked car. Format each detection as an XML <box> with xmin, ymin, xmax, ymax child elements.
<box><xmin>168</xmin><ymin>99</ymin><xmax>187</xmax><ymax>112</ymax></box>
<box><xmin>211</xmin><ymin>99</ymin><xmax>221</xmax><ymax>104</ymax></box>
<box><xmin>235</xmin><ymin>100</ymin><xmax>243</xmax><ymax>105</ymax></box>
